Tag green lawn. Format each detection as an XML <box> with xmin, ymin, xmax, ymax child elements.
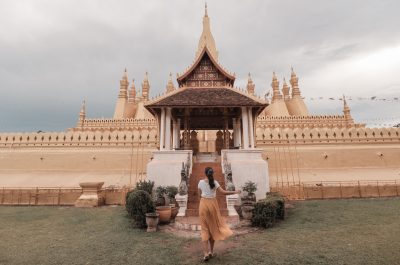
<box><xmin>1</xmin><ymin>198</ymin><xmax>399</xmax><ymax>265</ymax></box>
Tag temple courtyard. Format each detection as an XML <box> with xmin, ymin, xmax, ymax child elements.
<box><xmin>1</xmin><ymin>198</ymin><xmax>399</xmax><ymax>265</ymax></box>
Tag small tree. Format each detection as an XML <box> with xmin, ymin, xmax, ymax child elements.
<box><xmin>166</xmin><ymin>186</ymin><xmax>178</xmax><ymax>205</ymax></box>
<box><xmin>126</xmin><ymin>190</ymin><xmax>155</xmax><ymax>228</ymax></box>
<box><xmin>241</xmin><ymin>181</ymin><xmax>258</xmax><ymax>203</ymax></box>
<box><xmin>242</xmin><ymin>181</ymin><xmax>257</xmax><ymax>195</ymax></box>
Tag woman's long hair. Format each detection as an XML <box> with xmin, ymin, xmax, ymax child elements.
<box><xmin>205</xmin><ymin>167</ymin><xmax>215</xmax><ymax>189</ymax></box>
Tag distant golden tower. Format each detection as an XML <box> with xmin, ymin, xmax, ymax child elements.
<box><xmin>166</xmin><ymin>73</ymin><xmax>175</xmax><ymax>93</ymax></box>
<box><xmin>113</xmin><ymin>69</ymin><xmax>129</xmax><ymax>119</ymax></box>
<box><xmin>77</xmin><ymin>100</ymin><xmax>86</xmax><ymax>127</ymax></box>
<box><xmin>343</xmin><ymin>95</ymin><xmax>354</xmax><ymax>127</ymax></box>
<box><xmin>142</xmin><ymin>72</ymin><xmax>150</xmax><ymax>101</ymax></box>
<box><xmin>129</xmin><ymin>79</ymin><xmax>136</xmax><ymax>103</ymax></box>
<box><xmin>246</xmin><ymin>73</ymin><xmax>255</xmax><ymax>95</ymax></box>
<box><xmin>282</xmin><ymin>78</ymin><xmax>290</xmax><ymax>101</ymax></box>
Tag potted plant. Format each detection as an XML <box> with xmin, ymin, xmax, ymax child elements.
<box><xmin>241</xmin><ymin>181</ymin><xmax>257</xmax><ymax>220</ymax></box>
<box><xmin>155</xmin><ymin>186</ymin><xmax>167</xmax><ymax>206</ymax></box>
<box><xmin>242</xmin><ymin>181</ymin><xmax>257</xmax><ymax>203</ymax></box>
<box><xmin>145</xmin><ymin>212</ymin><xmax>159</xmax><ymax>232</ymax></box>
<box><xmin>166</xmin><ymin>186</ymin><xmax>179</xmax><ymax>222</ymax></box>
<box><xmin>166</xmin><ymin>186</ymin><xmax>179</xmax><ymax>206</ymax></box>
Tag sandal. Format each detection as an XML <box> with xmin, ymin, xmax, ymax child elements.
<box><xmin>208</xmin><ymin>252</ymin><xmax>216</xmax><ymax>259</ymax></box>
<box><xmin>202</xmin><ymin>255</ymin><xmax>210</xmax><ymax>262</ymax></box>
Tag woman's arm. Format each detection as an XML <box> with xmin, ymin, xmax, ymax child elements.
<box><xmin>217</xmin><ymin>186</ymin><xmax>241</xmax><ymax>196</ymax></box>
<box><xmin>198</xmin><ymin>188</ymin><xmax>202</xmax><ymax>200</ymax></box>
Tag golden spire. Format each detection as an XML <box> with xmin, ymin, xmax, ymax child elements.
<box><xmin>129</xmin><ymin>79</ymin><xmax>136</xmax><ymax>102</ymax></box>
<box><xmin>290</xmin><ymin>67</ymin><xmax>301</xmax><ymax>97</ymax></box>
<box><xmin>80</xmin><ymin>100</ymin><xmax>86</xmax><ymax>118</ymax></box>
<box><xmin>282</xmin><ymin>78</ymin><xmax>290</xmax><ymax>100</ymax></box>
<box><xmin>123</xmin><ymin>68</ymin><xmax>128</xmax><ymax>80</ymax></box>
<box><xmin>166</xmin><ymin>72</ymin><xmax>176</xmax><ymax>93</ymax></box>
<box><xmin>342</xmin><ymin>95</ymin><xmax>354</xmax><ymax>126</ymax></box>
<box><xmin>196</xmin><ymin>3</ymin><xmax>218</xmax><ymax>60</ymax></box>
<box><xmin>246</xmin><ymin>72</ymin><xmax>255</xmax><ymax>95</ymax></box>
<box><xmin>271</xmin><ymin>72</ymin><xmax>282</xmax><ymax>102</ymax></box>
<box><xmin>77</xmin><ymin>99</ymin><xmax>86</xmax><ymax>127</ymax></box>
<box><xmin>141</xmin><ymin>72</ymin><xmax>150</xmax><ymax>101</ymax></box>
<box><xmin>118</xmin><ymin>68</ymin><xmax>129</xmax><ymax>99</ymax></box>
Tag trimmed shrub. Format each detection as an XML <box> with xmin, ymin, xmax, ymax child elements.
<box><xmin>251</xmin><ymin>199</ymin><xmax>278</xmax><ymax>228</ymax></box>
<box><xmin>251</xmin><ymin>192</ymin><xmax>285</xmax><ymax>228</ymax></box>
<box><xmin>125</xmin><ymin>190</ymin><xmax>155</xmax><ymax>228</ymax></box>
<box><xmin>266</xmin><ymin>192</ymin><xmax>285</xmax><ymax>220</ymax></box>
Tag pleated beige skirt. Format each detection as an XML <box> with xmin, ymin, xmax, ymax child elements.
<box><xmin>199</xmin><ymin>197</ymin><xmax>233</xmax><ymax>241</ymax></box>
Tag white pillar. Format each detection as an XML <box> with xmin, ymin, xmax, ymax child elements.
<box><xmin>248</xmin><ymin>108</ymin><xmax>255</xmax><ymax>148</ymax></box>
<box><xmin>236</xmin><ymin>118</ymin><xmax>242</xmax><ymax>148</ymax></box>
<box><xmin>176</xmin><ymin>118</ymin><xmax>181</xmax><ymax>149</ymax></box>
<box><xmin>241</xmin><ymin>107</ymin><xmax>249</xmax><ymax>149</ymax></box>
<box><xmin>172</xmin><ymin>119</ymin><xmax>178</xmax><ymax>149</ymax></box>
<box><xmin>233</xmin><ymin>118</ymin><xmax>238</xmax><ymax>147</ymax></box>
<box><xmin>160</xmin><ymin>108</ymin><xmax>166</xmax><ymax>150</ymax></box>
<box><xmin>165</xmin><ymin>108</ymin><xmax>172</xmax><ymax>150</ymax></box>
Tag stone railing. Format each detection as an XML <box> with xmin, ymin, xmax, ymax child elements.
<box><xmin>256</xmin><ymin>126</ymin><xmax>400</xmax><ymax>145</ymax></box>
<box><xmin>0</xmin><ymin>129</ymin><xmax>158</xmax><ymax>148</ymax></box>
<box><xmin>257</xmin><ymin>115</ymin><xmax>365</xmax><ymax>129</ymax></box>
<box><xmin>72</xmin><ymin>118</ymin><xmax>157</xmax><ymax>131</ymax></box>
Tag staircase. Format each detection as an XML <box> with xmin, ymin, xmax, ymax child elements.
<box><xmin>186</xmin><ymin>161</ymin><xmax>228</xmax><ymax>217</ymax></box>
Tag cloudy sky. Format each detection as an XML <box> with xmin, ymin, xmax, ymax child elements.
<box><xmin>0</xmin><ymin>0</ymin><xmax>399</xmax><ymax>132</ymax></box>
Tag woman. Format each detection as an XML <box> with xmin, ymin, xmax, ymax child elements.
<box><xmin>198</xmin><ymin>166</ymin><xmax>241</xmax><ymax>262</ymax></box>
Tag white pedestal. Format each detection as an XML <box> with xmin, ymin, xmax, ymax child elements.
<box><xmin>222</xmin><ymin>149</ymin><xmax>269</xmax><ymax>200</ymax></box>
<box><xmin>175</xmin><ymin>194</ymin><xmax>188</xmax><ymax>217</ymax></box>
<box><xmin>146</xmin><ymin>150</ymin><xmax>193</xmax><ymax>187</ymax></box>
<box><xmin>226</xmin><ymin>194</ymin><xmax>239</xmax><ymax>216</ymax></box>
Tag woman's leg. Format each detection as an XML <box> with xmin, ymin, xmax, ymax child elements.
<box><xmin>202</xmin><ymin>240</ymin><xmax>209</xmax><ymax>257</ymax></box>
<box><xmin>209</xmin><ymin>238</ymin><xmax>215</xmax><ymax>255</ymax></box>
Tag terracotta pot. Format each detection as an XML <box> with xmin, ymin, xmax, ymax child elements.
<box><xmin>241</xmin><ymin>205</ymin><xmax>254</xmax><ymax>220</ymax></box>
<box><xmin>169</xmin><ymin>204</ymin><xmax>179</xmax><ymax>221</ymax></box>
<box><xmin>156</xmin><ymin>206</ymin><xmax>171</xmax><ymax>223</ymax></box>
<box><xmin>145</xmin><ymin>213</ymin><xmax>159</xmax><ymax>232</ymax></box>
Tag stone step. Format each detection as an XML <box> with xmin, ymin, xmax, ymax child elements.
<box><xmin>186</xmin><ymin>208</ymin><xmax>229</xmax><ymax>217</ymax></box>
<box><xmin>186</xmin><ymin>161</ymin><xmax>228</xmax><ymax>217</ymax></box>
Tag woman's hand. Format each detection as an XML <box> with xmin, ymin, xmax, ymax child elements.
<box><xmin>235</xmin><ymin>190</ymin><xmax>241</xmax><ymax>195</ymax></box>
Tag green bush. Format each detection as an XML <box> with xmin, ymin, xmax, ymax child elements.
<box><xmin>266</xmin><ymin>192</ymin><xmax>285</xmax><ymax>220</ymax></box>
<box><xmin>125</xmin><ymin>190</ymin><xmax>155</xmax><ymax>228</ymax></box>
<box><xmin>251</xmin><ymin>199</ymin><xmax>278</xmax><ymax>228</ymax></box>
<box><xmin>135</xmin><ymin>180</ymin><xmax>155</xmax><ymax>195</ymax></box>
<box><xmin>251</xmin><ymin>192</ymin><xmax>285</xmax><ymax>228</ymax></box>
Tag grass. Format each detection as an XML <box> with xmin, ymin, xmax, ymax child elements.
<box><xmin>0</xmin><ymin>198</ymin><xmax>399</xmax><ymax>265</ymax></box>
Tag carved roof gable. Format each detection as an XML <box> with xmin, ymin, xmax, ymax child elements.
<box><xmin>177</xmin><ymin>47</ymin><xmax>235</xmax><ymax>88</ymax></box>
